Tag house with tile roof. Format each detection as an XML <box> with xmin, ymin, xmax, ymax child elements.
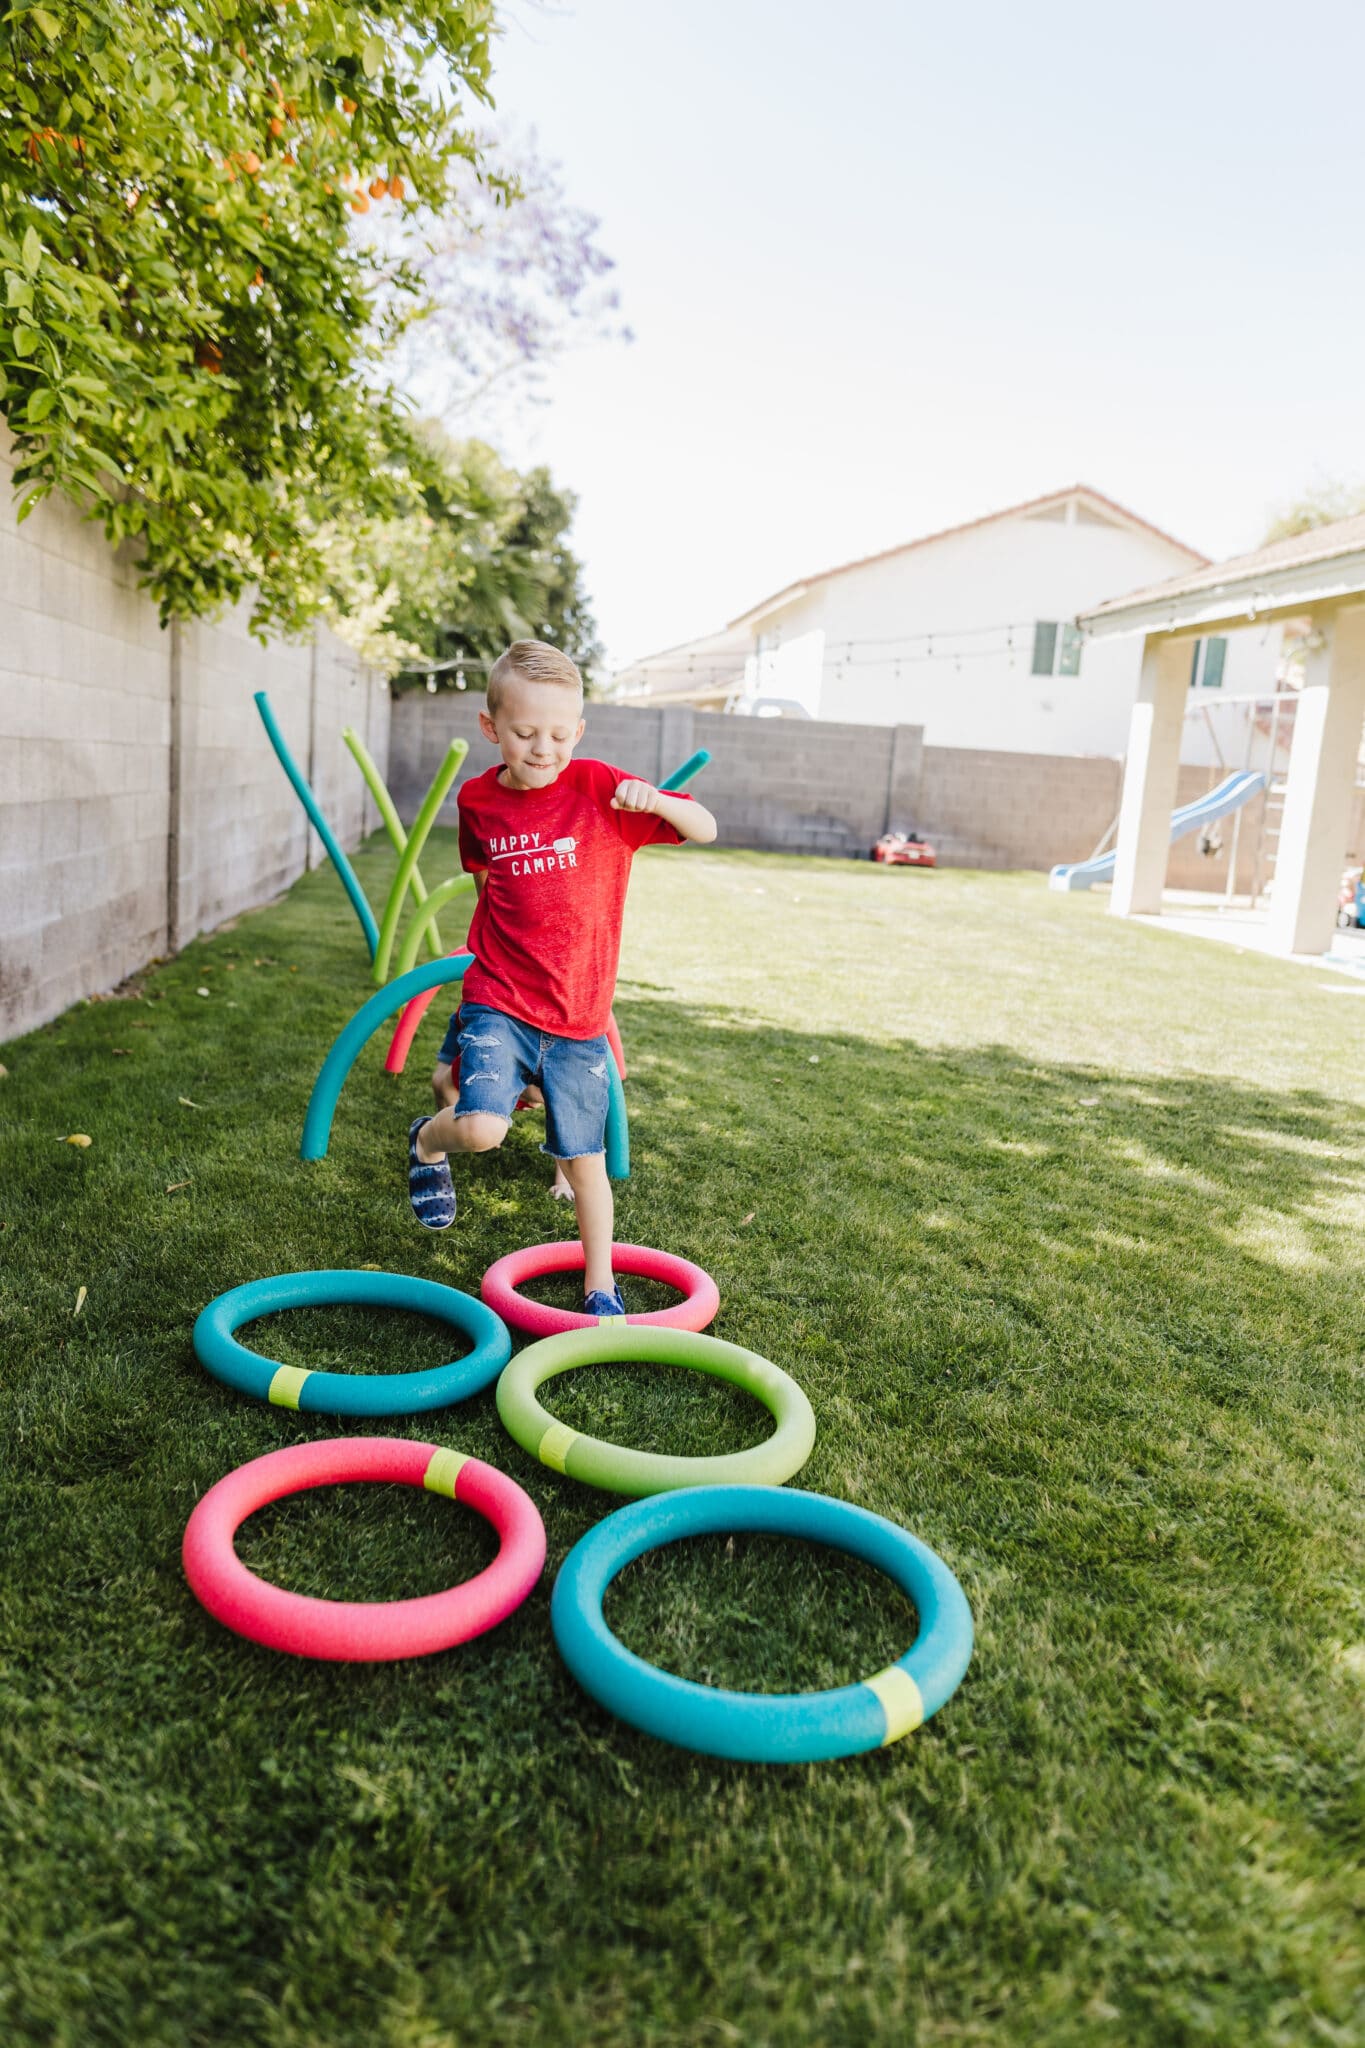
<box><xmin>613</xmin><ymin>485</ymin><xmax>1282</xmax><ymax>757</ymax></box>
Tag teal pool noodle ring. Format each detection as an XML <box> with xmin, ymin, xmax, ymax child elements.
<box><xmin>660</xmin><ymin>748</ymin><xmax>712</xmax><ymax>793</ymax></box>
<box><xmin>254</xmin><ymin>691</ymin><xmax>379</xmax><ymax>958</ymax></box>
<box><xmin>193</xmin><ymin>1269</ymin><xmax>511</xmax><ymax>1416</ymax></box>
<box><xmin>301</xmin><ymin>954</ymin><xmax>630</xmax><ymax>1179</ymax></box>
<box><xmin>551</xmin><ymin>1486</ymin><xmax>974</xmax><ymax>1763</ymax></box>
<box><xmin>301</xmin><ymin>955</ymin><xmax>475</xmax><ymax>1159</ymax></box>
<box><xmin>605</xmin><ymin>1046</ymin><xmax>629</xmax><ymax>1179</ymax></box>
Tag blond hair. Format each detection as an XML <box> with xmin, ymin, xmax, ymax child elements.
<box><xmin>486</xmin><ymin>640</ymin><xmax>583</xmax><ymax>713</ymax></box>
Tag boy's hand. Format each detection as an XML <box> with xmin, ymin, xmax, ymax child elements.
<box><xmin>611</xmin><ymin>778</ymin><xmax>659</xmax><ymax>813</ymax></box>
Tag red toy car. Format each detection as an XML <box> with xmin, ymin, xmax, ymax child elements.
<box><xmin>872</xmin><ymin>829</ymin><xmax>937</xmax><ymax>868</ymax></box>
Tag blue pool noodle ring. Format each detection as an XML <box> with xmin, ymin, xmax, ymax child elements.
<box><xmin>300</xmin><ymin>953</ymin><xmax>628</xmax><ymax>1177</ymax></box>
<box><xmin>194</xmin><ymin>1269</ymin><xmax>512</xmax><ymax>1417</ymax></box>
<box><xmin>551</xmin><ymin>1485</ymin><xmax>973</xmax><ymax>1763</ymax></box>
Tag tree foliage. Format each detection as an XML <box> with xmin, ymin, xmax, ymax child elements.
<box><xmin>0</xmin><ymin>0</ymin><xmax>495</xmax><ymax>633</ymax></box>
<box><xmin>368</xmin><ymin>123</ymin><xmax>628</xmax><ymax>428</ymax></box>
<box><xmin>322</xmin><ymin>418</ymin><xmax>601</xmax><ymax>683</ymax></box>
<box><xmin>1262</xmin><ymin>478</ymin><xmax>1365</xmax><ymax>545</ymax></box>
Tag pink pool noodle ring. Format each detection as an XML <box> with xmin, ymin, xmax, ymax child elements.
<box><xmin>384</xmin><ymin>980</ymin><xmax>443</xmax><ymax>1074</ymax></box>
<box><xmin>482</xmin><ymin>1240</ymin><xmax>719</xmax><ymax>1337</ymax></box>
<box><xmin>605</xmin><ymin>1011</ymin><xmax>628</xmax><ymax>1081</ymax></box>
<box><xmin>182</xmin><ymin>1437</ymin><xmax>545</xmax><ymax>1661</ymax></box>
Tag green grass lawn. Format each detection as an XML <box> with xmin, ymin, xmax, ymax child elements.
<box><xmin>2</xmin><ymin>836</ymin><xmax>1363</xmax><ymax>2047</ymax></box>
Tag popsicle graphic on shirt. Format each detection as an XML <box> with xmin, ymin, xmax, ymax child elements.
<box><xmin>489</xmin><ymin>835</ymin><xmax>577</xmax><ymax>858</ymax></box>
<box><xmin>487</xmin><ymin>831</ymin><xmax>580</xmax><ymax>876</ymax></box>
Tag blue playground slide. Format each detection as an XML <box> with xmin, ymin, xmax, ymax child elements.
<box><xmin>1049</xmin><ymin>769</ymin><xmax>1267</xmax><ymax>891</ymax></box>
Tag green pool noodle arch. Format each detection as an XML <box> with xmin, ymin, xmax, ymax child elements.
<box><xmin>300</xmin><ymin>953</ymin><xmax>630</xmax><ymax>1179</ymax></box>
<box><xmin>395</xmin><ymin>873</ymin><xmax>476</xmax><ymax>979</ymax></box>
<box><xmin>341</xmin><ymin>726</ymin><xmax>449</xmax><ymax>963</ymax></box>
<box><xmin>371</xmin><ymin>740</ymin><xmax>469</xmax><ymax>985</ymax></box>
<box><xmin>253</xmin><ymin>691</ymin><xmax>379</xmax><ymax>958</ymax></box>
<box><xmin>660</xmin><ymin>747</ymin><xmax>711</xmax><ymax>792</ymax></box>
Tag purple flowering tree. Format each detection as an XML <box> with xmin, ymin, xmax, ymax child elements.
<box><xmin>367</xmin><ymin>124</ymin><xmax>630</xmax><ymax>426</ymax></box>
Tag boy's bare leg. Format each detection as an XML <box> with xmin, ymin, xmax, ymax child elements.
<box><xmin>425</xmin><ymin>1072</ymin><xmax>568</xmax><ymax>1196</ymax></box>
<box><xmin>556</xmin><ymin>1152</ymin><xmax>615</xmax><ymax>1298</ymax></box>
<box><xmin>415</xmin><ymin>1109</ymin><xmax>506</xmax><ymax>1162</ymax></box>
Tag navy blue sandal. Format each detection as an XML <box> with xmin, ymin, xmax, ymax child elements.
<box><xmin>584</xmin><ymin>1284</ymin><xmax>626</xmax><ymax>1317</ymax></box>
<box><xmin>407</xmin><ymin>1117</ymin><xmax>456</xmax><ymax>1230</ymax></box>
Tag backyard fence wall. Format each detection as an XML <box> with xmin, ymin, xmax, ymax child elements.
<box><xmin>388</xmin><ymin>695</ymin><xmax>925</xmax><ymax>858</ymax></box>
<box><xmin>390</xmin><ymin>692</ymin><xmax>1357</xmax><ymax>892</ymax></box>
<box><xmin>0</xmin><ymin>443</ymin><xmax>386</xmax><ymax>1042</ymax></box>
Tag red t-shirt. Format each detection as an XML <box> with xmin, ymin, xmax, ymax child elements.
<box><xmin>457</xmin><ymin>757</ymin><xmax>688</xmax><ymax>1038</ymax></box>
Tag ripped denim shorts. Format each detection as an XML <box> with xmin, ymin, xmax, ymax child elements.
<box><xmin>439</xmin><ymin>1003</ymin><xmax>611</xmax><ymax>1160</ymax></box>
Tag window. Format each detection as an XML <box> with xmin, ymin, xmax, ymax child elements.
<box><xmin>1032</xmin><ymin>620</ymin><xmax>1083</xmax><ymax>677</ymax></box>
<box><xmin>1031</xmin><ymin>622</ymin><xmax>1057</xmax><ymax>674</ymax></box>
<box><xmin>1057</xmin><ymin>623</ymin><xmax>1083</xmax><ymax>676</ymax></box>
<box><xmin>1189</xmin><ymin>636</ymin><xmax>1228</xmax><ymax>689</ymax></box>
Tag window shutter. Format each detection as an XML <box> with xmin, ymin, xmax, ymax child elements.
<box><xmin>1202</xmin><ymin>637</ymin><xmax>1227</xmax><ymax>689</ymax></box>
<box><xmin>1057</xmin><ymin>624</ymin><xmax>1083</xmax><ymax>676</ymax></box>
<box><xmin>1031</xmin><ymin>622</ymin><xmax>1057</xmax><ymax>676</ymax></box>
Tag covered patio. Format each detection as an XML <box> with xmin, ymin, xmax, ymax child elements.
<box><xmin>1080</xmin><ymin>516</ymin><xmax>1365</xmax><ymax>956</ymax></box>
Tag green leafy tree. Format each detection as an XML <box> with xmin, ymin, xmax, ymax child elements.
<box><xmin>496</xmin><ymin>464</ymin><xmax>604</xmax><ymax>674</ymax></box>
<box><xmin>324</xmin><ymin>419</ymin><xmax>601</xmax><ymax>685</ymax></box>
<box><xmin>1263</xmin><ymin>479</ymin><xmax>1365</xmax><ymax>544</ymax></box>
<box><xmin>0</xmin><ymin>0</ymin><xmax>495</xmax><ymax>634</ymax></box>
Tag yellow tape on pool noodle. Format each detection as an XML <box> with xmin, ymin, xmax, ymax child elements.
<box><xmin>422</xmin><ymin>1448</ymin><xmax>468</xmax><ymax>1499</ymax></box>
<box><xmin>538</xmin><ymin>1420</ymin><xmax>579</xmax><ymax>1474</ymax></box>
<box><xmin>267</xmin><ymin>1365</ymin><xmax>312</xmax><ymax>1409</ymax></box>
<box><xmin>864</xmin><ymin>1665</ymin><xmax>925</xmax><ymax>1745</ymax></box>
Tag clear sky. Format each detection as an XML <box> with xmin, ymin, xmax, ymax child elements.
<box><xmin>484</xmin><ymin>0</ymin><xmax>1365</xmax><ymax>668</ymax></box>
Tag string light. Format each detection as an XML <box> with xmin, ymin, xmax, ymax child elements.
<box><xmin>392</xmin><ymin>613</ymin><xmax>1062</xmax><ymax>687</ymax></box>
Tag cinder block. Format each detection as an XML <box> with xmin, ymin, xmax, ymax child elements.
<box><xmin>0</xmin><ymin>801</ymin><xmax>44</xmax><ymax>870</ymax></box>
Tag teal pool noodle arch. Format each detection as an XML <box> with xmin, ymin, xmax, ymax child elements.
<box><xmin>660</xmin><ymin>748</ymin><xmax>711</xmax><ymax>793</ymax></box>
<box><xmin>301</xmin><ymin>953</ymin><xmax>629</xmax><ymax>1179</ymax></box>
<box><xmin>254</xmin><ymin>691</ymin><xmax>379</xmax><ymax>958</ymax></box>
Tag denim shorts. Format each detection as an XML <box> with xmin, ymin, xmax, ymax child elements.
<box><xmin>438</xmin><ymin>1004</ymin><xmax>611</xmax><ymax>1160</ymax></box>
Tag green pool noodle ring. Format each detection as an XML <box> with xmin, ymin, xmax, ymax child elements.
<box><xmin>253</xmin><ymin>691</ymin><xmax>378</xmax><ymax>958</ymax></box>
<box><xmin>395</xmin><ymin>874</ymin><xmax>476</xmax><ymax>978</ymax></box>
<box><xmin>370</xmin><ymin>740</ymin><xmax>468</xmax><ymax>984</ymax></box>
<box><xmin>301</xmin><ymin>953</ymin><xmax>629</xmax><ymax>1179</ymax></box>
<box><xmin>341</xmin><ymin>726</ymin><xmax>446</xmax><ymax>961</ymax></box>
<box><xmin>495</xmin><ymin>1325</ymin><xmax>815</xmax><ymax>1496</ymax></box>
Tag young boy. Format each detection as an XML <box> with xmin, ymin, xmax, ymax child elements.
<box><xmin>406</xmin><ymin>640</ymin><xmax>717</xmax><ymax>1315</ymax></box>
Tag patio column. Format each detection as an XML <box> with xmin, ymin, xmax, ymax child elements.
<box><xmin>1110</xmin><ymin>634</ymin><xmax>1190</xmax><ymax>918</ymax></box>
<box><xmin>1266</xmin><ymin>605</ymin><xmax>1365</xmax><ymax>955</ymax></box>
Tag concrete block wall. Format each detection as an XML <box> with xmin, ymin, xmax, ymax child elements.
<box><xmin>0</xmin><ymin>436</ymin><xmax>386</xmax><ymax>1042</ymax></box>
<box><xmin>173</xmin><ymin>605</ymin><xmax>386</xmax><ymax>944</ymax></box>
<box><xmin>387</xmin><ymin>688</ymin><xmax>1365</xmax><ymax>895</ymax></box>
<box><xmin>388</xmin><ymin>693</ymin><xmax>924</xmax><ymax>857</ymax></box>
<box><xmin>0</xmin><ymin>465</ymin><xmax>175</xmax><ymax>1038</ymax></box>
<box><xmin>916</xmin><ymin>745</ymin><xmax>1123</xmax><ymax>872</ymax></box>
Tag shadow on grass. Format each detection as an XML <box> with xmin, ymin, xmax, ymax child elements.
<box><xmin>1</xmin><ymin>963</ymin><xmax>1363</xmax><ymax>2048</ymax></box>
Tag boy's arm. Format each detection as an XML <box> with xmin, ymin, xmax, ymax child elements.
<box><xmin>611</xmin><ymin>779</ymin><xmax>718</xmax><ymax>845</ymax></box>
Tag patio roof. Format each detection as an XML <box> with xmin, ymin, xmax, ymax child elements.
<box><xmin>1080</xmin><ymin>513</ymin><xmax>1365</xmax><ymax>640</ymax></box>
